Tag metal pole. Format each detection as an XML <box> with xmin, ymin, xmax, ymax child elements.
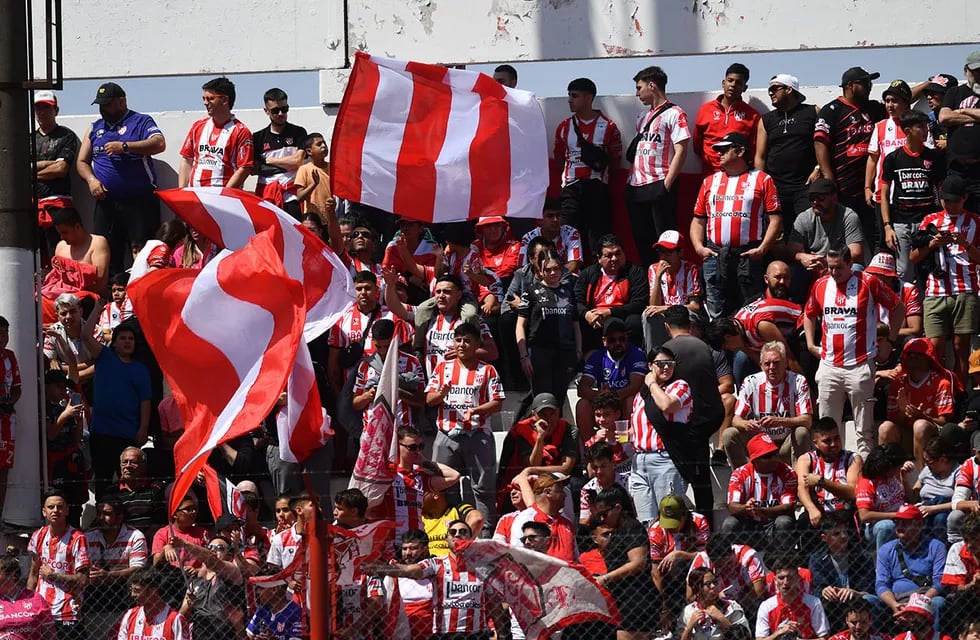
<box><xmin>0</xmin><ymin>0</ymin><xmax>42</xmax><ymax>528</ymax></box>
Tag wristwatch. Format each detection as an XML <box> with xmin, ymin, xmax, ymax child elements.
<box><xmin>817</xmin><ymin>477</ymin><xmax>825</xmax><ymax>488</ymax></box>
<box><xmin>122</xmin><ymin>141</ymin><xmax>129</xmax><ymax>152</ymax></box>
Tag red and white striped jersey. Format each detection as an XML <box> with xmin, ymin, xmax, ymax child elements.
<box><xmin>879</xmin><ymin>281</ymin><xmax>922</xmax><ymax>325</ymax></box>
<box><xmin>580</xmin><ymin>473</ymin><xmax>631</xmax><ymax>522</ymax></box>
<box><xmin>491</xmin><ymin>512</ymin><xmax>521</xmax><ymax>544</ymax></box>
<box><xmin>919</xmin><ymin>209</ymin><xmax>980</xmax><ymax>297</ymax></box>
<box><xmin>554</xmin><ymin>113</ymin><xmax>623</xmax><ymax>186</ymax></box>
<box><xmin>117</xmin><ymin>605</ymin><xmax>188</xmax><ymax>640</ymax></box>
<box><xmin>28</xmin><ymin>525</ymin><xmax>89</xmax><ymax>622</ymax></box>
<box><xmin>804</xmin><ymin>271</ymin><xmax>899</xmax><ymax>366</ymax></box>
<box><xmin>630</xmin><ymin>379</ymin><xmax>692</xmax><ymax>452</ymax></box>
<box><xmin>378</xmin><ymin>466</ymin><xmax>432</xmax><ymax>541</ymax></box>
<box><xmin>519</xmin><ymin>226</ymin><xmax>584</xmax><ymax>266</ymax></box>
<box><xmin>419</xmin><ymin>554</ymin><xmax>486</xmax><ymax>635</ymax></box>
<box><xmin>353</xmin><ymin>353</ymin><xmax>422</xmax><ymax>428</ymax></box>
<box><xmin>892</xmin><ymin>631</ymin><xmax>952</xmax><ymax>640</ymax></box>
<box><xmin>85</xmin><ymin>523</ymin><xmax>147</xmax><ymax>572</ymax></box>
<box><xmin>734</xmin><ymin>295</ymin><xmax>803</xmax><ymax>351</ymax></box>
<box><xmin>499</xmin><ymin>504</ymin><xmax>578</xmax><ymax>562</ymax></box>
<box><xmin>728</xmin><ymin>462</ymin><xmax>798</xmax><ymax>522</ymax></box>
<box><xmin>647</xmin><ymin>512</ymin><xmax>710</xmax><ymax>561</ymax></box>
<box><xmin>629</xmin><ymin>105</ymin><xmax>691</xmax><ymax>186</ymax></box>
<box><xmin>93</xmin><ymin>299</ymin><xmax>135</xmax><ymax>344</ymax></box>
<box><xmin>756</xmin><ymin>593</ymin><xmax>829</xmax><ymax>640</ymax></box>
<box><xmin>424</xmin><ymin>360</ymin><xmax>504</xmax><ymax>433</ymax></box>
<box><xmin>649</xmin><ymin>261</ymin><xmax>701</xmax><ymax>306</ymax></box>
<box><xmin>327</xmin><ymin>304</ymin><xmax>403</xmax><ymax>358</ymax></box>
<box><xmin>855</xmin><ymin>475</ymin><xmax>905</xmax><ymax>512</ymax></box>
<box><xmin>439</xmin><ymin>248</ymin><xmax>502</xmax><ymax>301</ymax></box>
<box><xmin>831</xmin><ymin>631</ymin><xmax>890</xmax><ymax>640</ymax></box>
<box><xmin>693</xmin><ymin>169</ymin><xmax>781</xmax><ymax>247</ymax></box>
<box><xmin>942</xmin><ymin>540</ymin><xmax>980</xmax><ymax>586</ymax></box>
<box><xmin>734</xmin><ymin>371</ymin><xmax>811</xmax><ymax>444</ymax></box>
<box><xmin>337</xmin><ymin>573</ymin><xmax>385</xmax><ymax>635</ymax></box>
<box><xmin>868</xmin><ymin>117</ymin><xmax>933</xmax><ymax>202</ymax></box>
<box><xmin>688</xmin><ymin>544</ymin><xmax>766</xmax><ymax>598</ymax></box>
<box><xmin>423</xmin><ymin>314</ymin><xmax>494</xmax><ymax>377</ymax></box>
<box><xmin>179</xmin><ymin>116</ymin><xmax>254</xmax><ymax>187</ymax></box>
<box><xmin>956</xmin><ymin>457</ymin><xmax>980</xmax><ymax>501</ymax></box>
<box><xmin>802</xmin><ymin>450</ymin><xmax>857</xmax><ymax>512</ymax></box>
<box><xmin>342</xmin><ymin>255</ymin><xmax>383</xmax><ymax>281</ymax></box>
<box><xmin>0</xmin><ymin>348</ymin><xmax>21</xmax><ymax>402</ymax></box>
<box><xmin>267</xmin><ymin>524</ymin><xmax>304</xmax><ymax>570</ymax></box>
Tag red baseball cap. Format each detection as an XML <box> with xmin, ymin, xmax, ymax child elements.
<box><xmin>893</xmin><ymin>503</ymin><xmax>925</xmax><ymax>520</ymax></box>
<box><xmin>747</xmin><ymin>433</ymin><xmax>779</xmax><ymax>461</ymax></box>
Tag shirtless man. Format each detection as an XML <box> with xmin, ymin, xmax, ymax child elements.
<box><xmin>51</xmin><ymin>207</ymin><xmax>110</xmax><ymax>297</ymax></box>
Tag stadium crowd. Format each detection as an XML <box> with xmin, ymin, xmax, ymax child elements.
<box><xmin>8</xmin><ymin>49</ymin><xmax>980</xmax><ymax>640</ymax></box>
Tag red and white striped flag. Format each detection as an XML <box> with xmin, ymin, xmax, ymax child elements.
<box><xmin>458</xmin><ymin>539</ymin><xmax>620</xmax><ymax>640</ymax></box>
<box><xmin>331</xmin><ymin>51</ymin><xmax>549</xmax><ymax>223</ymax></box>
<box><xmin>127</xmin><ymin>229</ymin><xmax>305</xmax><ymax>516</ymax></box>
<box><xmin>158</xmin><ymin>187</ymin><xmax>349</xmax><ymax>463</ymax></box>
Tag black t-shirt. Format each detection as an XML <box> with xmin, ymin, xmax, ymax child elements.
<box><xmin>881</xmin><ymin>146</ymin><xmax>944</xmax><ymax>224</ymax></box>
<box><xmin>762</xmin><ymin>102</ymin><xmax>818</xmax><ymax>187</ymax></box>
<box><xmin>34</xmin><ymin>125</ymin><xmax>80</xmax><ymax>198</ymax></box>
<box><xmin>604</xmin><ymin>517</ymin><xmax>657</xmax><ymax>599</ymax></box>
<box><xmin>814</xmin><ymin>98</ymin><xmax>886</xmax><ymax>200</ymax></box>
<box><xmin>943</xmin><ymin>85</ymin><xmax>980</xmax><ymax>166</ymax></box>
<box><xmin>663</xmin><ymin>334</ymin><xmax>724</xmax><ymax>431</ymax></box>
<box><xmin>252</xmin><ymin>122</ymin><xmax>309</xmax><ymax>179</ymax></box>
<box><xmin>517</xmin><ymin>279</ymin><xmax>577</xmax><ymax>349</ymax></box>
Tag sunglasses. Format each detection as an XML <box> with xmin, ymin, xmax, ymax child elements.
<box><xmin>652</xmin><ymin>360</ymin><xmax>676</xmax><ymax>369</ymax></box>
<box><xmin>447</xmin><ymin>528</ymin><xmax>471</xmax><ymax>538</ymax></box>
<box><xmin>809</xmin><ymin>194</ymin><xmax>830</xmax><ymax>202</ymax></box>
<box><xmin>767</xmin><ymin>85</ymin><xmax>788</xmax><ymax>95</ymax></box>
<box><xmin>206</xmin><ymin>544</ymin><xmax>229</xmax><ymax>552</ymax></box>
<box><xmin>349</xmin><ymin>230</ymin><xmax>373</xmax><ymax>239</ymax></box>
<box><xmin>175</xmin><ymin>505</ymin><xmax>198</xmax><ymax>513</ymax></box>
<box><xmin>520</xmin><ymin>535</ymin><xmax>546</xmax><ymax>544</ymax></box>
<box><xmin>399</xmin><ymin>442</ymin><xmax>423</xmax><ymax>452</ymax></box>
<box><xmin>268</xmin><ymin>106</ymin><xmax>289</xmax><ymax>115</ymax></box>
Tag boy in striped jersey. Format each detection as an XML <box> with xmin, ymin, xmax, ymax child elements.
<box><xmin>118</xmin><ymin>567</ymin><xmax>188</xmax><ymax>640</ymax></box>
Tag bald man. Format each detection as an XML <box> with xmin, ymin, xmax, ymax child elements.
<box><xmin>731</xmin><ymin>261</ymin><xmax>804</xmax><ymax>379</ymax></box>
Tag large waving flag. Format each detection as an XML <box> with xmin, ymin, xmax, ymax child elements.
<box><xmin>349</xmin><ymin>337</ymin><xmax>401</xmax><ymax>507</ymax></box>
<box><xmin>458</xmin><ymin>539</ymin><xmax>620</xmax><ymax>640</ymax></box>
<box><xmin>157</xmin><ymin>187</ymin><xmax>351</xmax><ymax>463</ymax></box>
<box><xmin>331</xmin><ymin>51</ymin><xmax>549</xmax><ymax>223</ymax></box>
<box><xmin>201</xmin><ymin>464</ymin><xmax>246</xmax><ymax>523</ymax></box>
<box><xmin>128</xmin><ymin>229</ymin><xmax>305</xmax><ymax>516</ymax></box>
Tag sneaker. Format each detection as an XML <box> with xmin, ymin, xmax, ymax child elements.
<box><xmin>711</xmin><ymin>449</ymin><xmax>728</xmax><ymax>467</ymax></box>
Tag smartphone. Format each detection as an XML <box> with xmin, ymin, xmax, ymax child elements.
<box><xmin>70</xmin><ymin>392</ymin><xmax>82</xmax><ymax>406</ymax></box>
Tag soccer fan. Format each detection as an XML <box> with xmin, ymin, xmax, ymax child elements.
<box><xmin>879</xmin><ymin>109</ymin><xmax>944</xmax><ymax>281</ymax></box>
<box><xmin>650</xmin><ymin>495</ymin><xmax>711</xmax><ymax>629</ymax></box>
<box><xmin>373</xmin><ymin>427</ymin><xmax>461</xmax><ymax>545</ymax></box>
<box><xmin>178</xmin><ymin>76</ymin><xmax>253</xmax><ymax>189</ymax></box>
<box><xmin>574</xmin><ymin>318</ymin><xmax>646</xmax><ymax>439</ymax></box>
<box><xmin>914</xmin><ymin>74</ymin><xmax>957</xmax><ymax>151</ymax></box>
<box><xmin>382</xmin><ymin>217</ymin><xmax>439</xmax><ymax>280</ymax></box>
<box><xmin>722</xmin><ymin>433</ymin><xmax>798</xmax><ymax>549</ymax></box>
<box><xmin>33</xmin><ymin>90</ymin><xmax>80</xmax><ymax>256</ymax></box>
<box><xmin>519</xmin><ymin>199</ymin><xmax>584</xmax><ymax>274</ymax></box>
<box><xmin>626</xmin><ymin>65</ymin><xmax>691</xmax><ymax>266</ymax></box>
<box><xmin>808</xmin><ymin>512</ymin><xmax>877</xmax><ymax>631</ymax></box>
<box><xmin>891</xmin><ymin>593</ymin><xmax>949</xmax><ymax>640</ymax></box>
<box><xmin>878</xmin><ymin>338</ymin><xmax>957</xmax><ymax>468</ymax></box>
<box><xmin>796</xmin><ymin>417</ymin><xmax>861</xmax><ymax>530</ymax></box>
<box><xmin>863</xmin><ymin>253</ymin><xmax>923</xmax><ymax>338</ymax></box>
<box><xmin>99</xmin><ymin>446</ymin><xmax>166</xmax><ymax>535</ymax></box>
<box><xmin>151</xmin><ymin>490</ymin><xmax>208</xmax><ymax>569</ymax></box>
<box><xmin>367</xmin><ymin>520</ymin><xmax>510</xmax><ymax>640</ymax></box>
<box><xmin>939</xmin><ymin>51</ymin><xmax>980</xmax><ymax>208</ymax></box>
<box><xmin>421</xmin><ymin>488</ymin><xmax>482</xmax><ymax>558</ymax></box>
<box><xmin>755</xmin><ymin>554</ymin><xmax>830</xmax><ymax>640</ymax></box>
<box><xmin>688</xmin><ymin>534</ymin><xmax>768</xmax><ymax>614</ymax></box>
<box><xmin>267</xmin><ymin>492</ymin><xmax>315</xmax><ymax>595</ymax></box>
<box><xmin>76</xmin><ymin>81</ymin><xmax>166</xmax><ymax>274</ymax></box>
<box><xmin>425</xmin><ymin>322</ymin><xmax>504</xmax><ymax>533</ymax></box>
<box><xmin>941</xmin><ymin>512</ymin><xmax>980</xmax><ymax>631</ymax></box>
<box><xmin>583</xmin><ymin>389</ymin><xmax>634</xmax><ymax>473</ymax></box>
<box><xmin>385</xmin><ymin>530</ymin><xmax>433</xmax><ymax>640</ymax></box>
<box><xmin>725</xmin><ymin>341</ymin><xmax>812</xmax><ymax>468</ymax></box>
<box><xmin>245</xmin><ymin>572</ymin><xmax>303</xmax><ymax>640</ymax></box>
<box><xmin>49</xmin><ymin>206</ymin><xmax>110</xmax><ymax>299</ymax></box>
<box><xmin>554</xmin><ymin>77</ymin><xmax>622</xmax><ymax>254</ymax></box>
<box><xmin>332</xmin><ymin>489</ymin><xmax>389</xmax><ymax>640</ymax></box>
<box><xmin>85</xmin><ymin>499</ymin><xmax>148</xmax><ymax>640</ymax></box>
<box><xmin>472</xmin><ymin>216</ymin><xmax>521</xmax><ymax>286</ymax></box>
<box><xmin>27</xmin><ymin>489</ymin><xmax>90</xmax><ymax>639</ymax></box>
<box><xmin>0</xmin><ymin>316</ymin><xmax>20</xmax><ymax>516</ymax></box>
<box><xmin>788</xmin><ymin>179</ymin><xmax>866</xmax><ymax>291</ymax></box>
<box><xmin>508</xmin><ymin>471</ymin><xmax>578</xmax><ymax>562</ymax></box>
<box><xmin>42</xmin><ymin>369</ymin><xmax>86</xmax><ymax>525</ymax></box>
<box><xmin>814</xmin><ymin>67</ymin><xmax>887</xmax><ymax>250</ymax></box>
<box><xmin>574</xmin><ymin>234</ymin><xmax>648</xmax><ymax>349</ymax></box>
<box><xmin>351</xmin><ymin>320</ymin><xmax>424</xmax><ymax>430</ymax></box>
<box><xmin>631</xmin><ymin>345</ymin><xmax>693</xmax><ymax>523</ymax></box>
<box><xmin>913</xmin><ymin>438</ymin><xmax>959</xmax><ymax>544</ymax></box>
<box><xmin>865</xmin><ymin>81</ymin><xmax>921</xmax><ymax>217</ymax></box>
<box><xmin>118</xmin><ymin>567</ymin><xmax>188</xmax><ymax>640</ymax></box>
<box><xmin>803</xmin><ymin>246</ymin><xmax>903</xmax><ymax>457</ymax></box>
<box><xmin>690</xmin><ymin>132</ymin><xmax>782</xmax><ymax>319</ymax></box>
<box><xmin>493</xmin><ymin>64</ymin><xmax>517</xmax><ymax>88</ymax></box>
<box><xmin>580</xmin><ymin>441</ymin><xmax>631</xmax><ymax>525</ymax></box>
<box><xmin>682</xmin><ymin>566</ymin><xmax>751</xmax><ymax>640</ymax></box>
<box><xmin>910</xmin><ymin>175</ymin><xmax>980</xmax><ymax>386</ymax></box>
<box><xmin>876</xmin><ymin>504</ymin><xmax>947</xmax><ymax>624</ymax></box>
<box><xmin>856</xmin><ymin>443</ymin><xmax>914</xmax><ymax>550</ymax></box>
<box><xmin>0</xmin><ymin>552</ymin><xmax>55</xmax><ymax>639</ymax></box>
<box><xmin>693</xmin><ymin>63</ymin><xmax>761</xmax><ymax>177</ymax></box>
<box><xmin>93</xmin><ymin>273</ymin><xmax>134</xmax><ymax>345</ymax></box>
<box><xmin>827</xmin><ymin>600</ymin><xmax>888</xmax><ymax>640</ymax></box>
<box><xmin>643</xmin><ymin>230</ymin><xmax>703</xmax><ymax>350</ymax></box>
<box><xmin>252</xmin><ymin>88</ymin><xmax>308</xmax><ymax>218</ymax></box>
<box><xmin>295</xmin><ymin>133</ymin><xmax>334</xmax><ymax>218</ymax></box>
<box><xmin>755</xmin><ymin>73</ymin><xmax>819</xmax><ymax>224</ymax></box>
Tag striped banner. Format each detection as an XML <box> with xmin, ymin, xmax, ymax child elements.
<box><xmin>331</xmin><ymin>52</ymin><xmax>549</xmax><ymax>223</ymax></box>
<box><xmin>127</xmin><ymin>230</ymin><xmax>305</xmax><ymax>516</ymax></box>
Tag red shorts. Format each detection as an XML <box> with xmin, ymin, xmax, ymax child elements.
<box><xmin>0</xmin><ymin>414</ymin><xmax>15</xmax><ymax>469</ymax></box>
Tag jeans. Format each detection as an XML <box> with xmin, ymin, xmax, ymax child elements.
<box><xmin>630</xmin><ymin>451</ymin><xmax>687</xmax><ymax>524</ymax></box>
<box><xmin>720</xmin><ymin>514</ymin><xmax>796</xmax><ymax>551</ymax></box>
<box><xmin>733</xmin><ymin>349</ymin><xmax>759</xmax><ymax>389</ymax></box>
<box><xmin>865</xmin><ymin>518</ymin><xmax>896</xmax><ymax>550</ymax></box>
<box><xmin>702</xmin><ymin>244</ymin><xmax>765</xmax><ymax>320</ymax></box>
<box><xmin>891</xmin><ymin>221</ymin><xmax>918</xmax><ymax>283</ymax></box>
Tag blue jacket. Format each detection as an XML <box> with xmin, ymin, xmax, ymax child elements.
<box><xmin>808</xmin><ymin>545</ymin><xmax>876</xmax><ymax>595</ymax></box>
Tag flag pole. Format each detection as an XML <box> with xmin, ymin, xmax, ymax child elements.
<box><xmin>302</xmin><ymin>471</ymin><xmax>331</xmax><ymax>639</ymax></box>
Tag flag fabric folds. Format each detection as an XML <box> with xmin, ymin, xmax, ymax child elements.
<box><xmin>348</xmin><ymin>337</ymin><xmax>401</xmax><ymax>507</ymax></box>
<box><xmin>201</xmin><ymin>464</ymin><xmax>246</xmax><ymax>523</ymax></box>
<box><xmin>331</xmin><ymin>51</ymin><xmax>549</xmax><ymax>223</ymax></box>
<box><xmin>127</xmin><ymin>229</ymin><xmax>305</xmax><ymax>516</ymax></box>
<box><xmin>457</xmin><ymin>539</ymin><xmax>621</xmax><ymax>640</ymax></box>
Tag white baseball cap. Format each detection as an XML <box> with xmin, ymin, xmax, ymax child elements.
<box><xmin>34</xmin><ymin>90</ymin><xmax>57</xmax><ymax>106</ymax></box>
<box><xmin>769</xmin><ymin>74</ymin><xmax>806</xmax><ymax>101</ymax></box>
<box><xmin>653</xmin><ymin>230</ymin><xmax>683</xmax><ymax>251</ymax></box>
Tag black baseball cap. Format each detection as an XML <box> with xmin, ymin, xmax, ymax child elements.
<box><xmin>840</xmin><ymin>67</ymin><xmax>880</xmax><ymax>87</ymax></box>
<box><xmin>92</xmin><ymin>82</ymin><xmax>126</xmax><ymax>105</ymax></box>
<box><xmin>808</xmin><ymin>178</ymin><xmax>837</xmax><ymax>196</ymax></box>
<box><xmin>711</xmin><ymin>132</ymin><xmax>749</xmax><ymax>151</ymax></box>
<box><xmin>924</xmin><ymin>73</ymin><xmax>958</xmax><ymax>94</ymax></box>
<box><xmin>602</xmin><ymin>317</ymin><xmax>628</xmax><ymax>337</ymax></box>
<box><xmin>940</xmin><ymin>175</ymin><xmax>968</xmax><ymax>201</ymax></box>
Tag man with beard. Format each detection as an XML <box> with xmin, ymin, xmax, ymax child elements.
<box><xmin>788</xmin><ymin>179</ymin><xmax>866</xmax><ymax>278</ymax></box>
<box><xmin>939</xmin><ymin>51</ymin><xmax>980</xmax><ymax>209</ymax></box>
<box><xmin>756</xmin><ymin>73</ymin><xmax>820</xmax><ymax>226</ymax></box>
<box><xmin>827</xmin><ymin>600</ymin><xmax>887</xmax><ymax>640</ymax></box>
<box><xmin>178</xmin><ymin>76</ymin><xmax>253</xmax><ymax>190</ymax></box>
<box><xmin>815</xmin><ymin>67</ymin><xmax>887</xmax><ymax>253</ymax></box>
<box><xmin>891</xmin><ymin>593</ymin><xmax>951</xmax><ymax>640</ymax></box>
<box><xmin>76</xmin><ymin>82</ymin><xmax>167</xmax><ymax>274</ymax></box>
<box><xmin>84</xmin><ymin>499</ymin><xmax>147</xmax><ymax>639</ymax></box>
<box><xmin>731</xmin><ymin>260</ymin><xmax>804</xmax><ymax>379</ymax></box>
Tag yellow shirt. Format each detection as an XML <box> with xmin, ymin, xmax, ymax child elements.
<box><xmin>422</xmin><ymin>504</ymin><xmax>474</xmax><ymax>557</ymax></box>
